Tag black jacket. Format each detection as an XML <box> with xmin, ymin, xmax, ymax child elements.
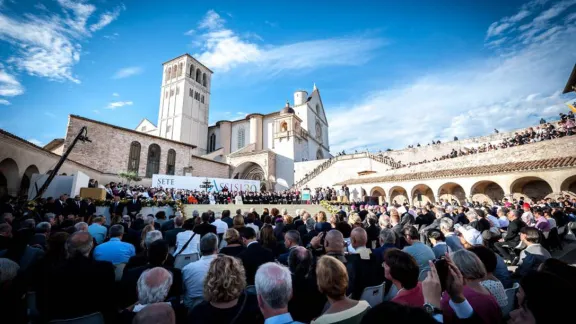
<box><xmin>238</xmin><ymin>242</ymin><xmax>274</xmax><ymax>285</ymax></box>
<box><xmin>193</xmin><ymin>223</ymin><xmax>217</xmax><ymax>237</ymax></box>
<box><xmin>37</xmin><ymin>256</ymin><xmax>116</xmax><ymax>322</ymax></box>
<box><xmin>126</xmin><ymin>200</ymin><xmax>142</xmax><ymax>215</ymax></box>
<box><xmin>79</xmin><ymin>201</ymin><xmax>96</xmax><ymax>217</ymax></box>
<box><xmin>109</xmin><ymin>201</ymin><xmax>125</xmax><ymax>216</ymax></box>
<box><xmin>504</xmin><ymin>218</ymin><xmax>526</xmax><ymax>246</ymax></box>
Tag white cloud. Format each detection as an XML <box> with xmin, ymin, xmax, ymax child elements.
<box><xmin>0</xmin><ymin>99</ymin><xmax>10</xmax><ymax>105</ymax></box>
<box><xmin>184</xmin><ymin>29</ymin><xmax>195</xmax><ymax>36</ymax></box>
<box><xmin>27</xmin><ymin>138</ymin><xmax>42</xmax><ymax>146</ymax></box>
<box><xmin>191</xmin><ymin>10</ymin><xmax>385</xmax><ymax>74</ymax></box>
<box><xmin>112</xmin><ymin>67</ymin><xmax>143</xmax><ymax>79</ymax></box>
<box><xmin>44</xmin><ymin>112</ymin><xmax>56</xmax><ymax>118</ymax></box>
<box><xmin>106</xmin><ymin>101</ymin><xmax>133</xmax><ymax>109</ymax></box>
<box><xmin>0</xmin><ymin>68</ymin><xmax>24</xmax><ymax>97</ymax></box>
<box><xmin>112</xmin><ymin>92</ymin><xmax>119</xmax><ymax>97</ymax></box>
<box><xmin>0</xmin><ymin>1</ymin><xmax>123</xmax><ymax>83</ymax></box>
<box><xmin>264</xmin><ymin>20</ymin><xmax>278</xmax><ymax>28</ymax></box>
<box><xmin>328</xmin><ymin>7</ymin><xmax>576</xmax><ymax>153</ymax></box>
<box><xmin>89</xmin><ymin>6</ymin><xmax>123</xmax><ymax>32</ymax></box>
<box><xmin>93</xmin><ymin>109</ymin><xmax>100</xmax><ymax>114</ymax></box>
<box><xmin>198</xmin><ymin>10</ymin><xmax>225</xmax><ymax>30</ymax></box>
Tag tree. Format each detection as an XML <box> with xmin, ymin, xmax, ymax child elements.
<box><xmin>118</xmin><ymin>171</ymin><xmax>142</xmax><ymax>185</ymax></box>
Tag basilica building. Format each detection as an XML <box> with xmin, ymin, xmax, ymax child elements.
<box><xmin>30</xmin><ymin>54</ymin><xmax>331</xmax><ymax>192</ymax></box>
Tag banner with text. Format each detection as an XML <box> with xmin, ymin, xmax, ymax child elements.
<box><xmin>152</xmin><ymin>174</ymin><xmax>260</xmax><ymax>192</ymax></box>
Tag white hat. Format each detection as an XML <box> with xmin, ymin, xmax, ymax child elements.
<box><xmin>458</xmin><ymin>226</ymin><xmax>483</xmax><ymax>246</ymax></box>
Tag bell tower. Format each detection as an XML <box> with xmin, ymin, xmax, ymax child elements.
<box><xmin>157</xmin><ymin>54</ymin><xmax>213</xmax><ymax>155</ymax></box>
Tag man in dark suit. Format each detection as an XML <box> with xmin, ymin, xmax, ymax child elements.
<box><xmin>495</xmin><ymin>209</ymin><xmax>526</xmax><ymax>262</ymax></box>
<box><xmin>109</xmin><ymin>195</ymin><xmax>125</xmax><ymax>217</ymax></box>
<box><xmin>346</xmin><ymin>228</ymin><xmax>386</xmax><ymax>299</ymax></box>
<box><xmin>193</xmin><ymin>213</ymin><xmax>217</xmax><ymax>237</ymax></box>
<box><xmin>278</xmin><ymin>230</ymin><xmax>300</xmax><ymax>265</ymax></box>
<box><xmin>37</xmin><ymin>232</ymin><xmax>116</xmax><ymax>322</ymax></box>
<box><xmin>238</xmin><ymin>227</ymin><xmax>274</xmax><ymax>285</ymax></box>
<box><xmin>164</xmin><ymin>216</ymin><xmax>185</xmax><ymax>248</ymax></box>
<box><xmin>119</xmin><ymin>239</ymin><xmax>182</xmax><ymax>308</ymax></box>
<box><xmin>372</xmin><ymin>228</ymin><xmax>397</xmax><ymax>265</ymax></box>
<box><xmin>80</xmin><ymin>198</ymin><xmax>96</xmax><ymax>220</ymax></box>
<box><xmin>65</xmin><ymin>195</ymin><xmax>82</xmax><ymax>216</ymax></box>
<box><xmin>53</xmin><ymin>194</ymin><xmax>67</xmax><ymax>216</ymax></box>
<box><xmin>126</xmin><ymin>195</ymin><xmax>142</xmax><ymax>219</ymax></box>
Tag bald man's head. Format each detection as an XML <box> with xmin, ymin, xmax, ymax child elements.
<box><xmin>137</xmin><ymin>267</ymin><xmax>173</xmax><ymax>304</ymax></box>
<box><xmin>66</xmin><ymin>231</ymin><xmax>93</xmax><ymax>258</ymax></box>
<box><xmin>324</xmin><ymin>230</ymin><xmax>344</xmax><ymax>253</ymax></box>
<box><xmin>133</xmin><ymin>303</ymin><xmax>175</xmax><ymax>324</ymax></box>
<box><xmin>350</xmin><ymin>227</ymin><xmax>367</xmax><ymax>249</ymax></box>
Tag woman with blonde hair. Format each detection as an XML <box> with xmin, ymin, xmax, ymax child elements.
<box><xmin>188</xmin><ymin>255</ymin><xmax>261</xmax><ymax>323</ymax></box>
<box><xmin>139</xmin><ymin>224</ymin><xmax>155</xmax><ymax>250</ymax></box>
<box><xmin>219</xmin><ymin>228</ymin><xmax>245</xmax><ymax>257</ymax></box>
<box><xmin>312</xmin><ymin>256</ymin><xmax>370</xmax><ymax>323</ymax></box>
<box><xmin>233</xmin><ymin>215</ymin><xmax>245</xmax><ymax>230</ymax></box>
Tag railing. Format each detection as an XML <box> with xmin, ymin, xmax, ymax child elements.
<box><xmin>294</xmin><ymin>152</ymin><xmax>401</xmax><ymax>188</ymax></box>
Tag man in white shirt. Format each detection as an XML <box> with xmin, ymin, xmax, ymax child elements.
<box><xmin>182</xmin><ymin>233</ymin><xmax>218</xmax><ymax>309</ymax></box>
<box><xmin>211</xmin><ymin>212</ymin><xmax>228</xmax><ymax>235</ymax></box>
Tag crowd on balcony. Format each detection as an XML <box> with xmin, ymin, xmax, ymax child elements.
<box><xmin>1</xmin><ymin>184</ymin><xmax>576</xmax><ymax>323</ymax></box>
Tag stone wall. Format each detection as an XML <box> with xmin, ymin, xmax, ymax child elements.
<box><xmin>189</xmin><ymin>156</ymin><xmax>230</xmax><ymax>178</ymax></box>
<box><xmin>380</xmin><ymin>135</ymin><xmax>576</xmax><ymax>177</ymax></box>
<box><xmin>380</xmin><ymin>121</ymin><xmax>561</xmax><ymax>165</ymax></box>
<box><xmin>64</xmin><ymin>115</ymin><xmax>197</xmax><ymax>177</ymax></box>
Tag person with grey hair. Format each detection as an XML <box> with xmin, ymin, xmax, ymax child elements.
<box><xmin>39</xmin><ymin>231</ymin><xmax>116</xmax><ymax>322</ymax></box>
<box><xmin>30</xmin><ymin>221</ymin><xmax>51</xmax><ymax>249</ymax></box>
<box><xmin>301</xmin><ymin>216</ymin><xmax>316</xmax><ymax>246</ymax></box>
<box><xmin>278</xmin><ymin>230</ymin><xmax>300</xmax><ymax>265</ymax></box>
<box><xmin>93</xmin><ymin>224</ymin><xmax>135</xmax><ymax>265</ymax></box>
<box><xmin>440</xmin><ymin>217</ymin><xmax>464</xmax><ymax>252</ymax></box>
<box><xmin>21</xmin><ymin>219</ymin><xmax>36</xmax><ymax>231</ymax></box>
<box><xmin>0</xmin><ymin>258</ymin><xmax>19</xmax><ymax>284</ymax></box>
<box><xmin>441</xmin><ymin>250</ymin><xmax>501</xmax><ymax>323</ymax></box>
<box><xmin>74</xmin><ymin>222</ymin><xmax>89</xmax><ymax>232</ymax></box>
<box><xmin>44</xmin><ymin>213</ymin><xmax>56</xmax><ymax>226</ymax></box>
<box><xmin>373</xmin><ymin>228</ymin><xmax>397</xmax><ymax>264</ymax></box>
<box><xmin>211</xmin><ymin>212</ymin><xmax>228</xmax><ymax>236</ymax></box>
<box><xmin>133</xmin><ymin>267</ymin><xmax>173</xmax><ymax>312</ymax></box>
<box><xmin>255</xmin><ymin>262</ymin><xmax>302</xmax><ymax>323</ymax></box>
<box><xmin>182</xmin><ymin>233</ymin><xmax>219</xmax><ymax>309</ymax></box>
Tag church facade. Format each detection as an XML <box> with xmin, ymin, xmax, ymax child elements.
<box><xmin>37</xmin><ymin>54</ymin><xmax>331</xmax><ymax>191</ymax></box>
<box><xmin>129</xmin><ymin>54</ymin><xmax>331</xmax><ymax>190</ymax></box>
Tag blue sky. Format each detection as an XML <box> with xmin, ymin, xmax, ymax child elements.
<box><xmin>0</xmin><ymin>0</ymin><xmax>575</xmax><ymax>153</ymax></box>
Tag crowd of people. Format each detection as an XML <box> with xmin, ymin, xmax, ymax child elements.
<box><xmin>1</xmin><ymin>186</ymin><xmax>576</xmax><ymax>323</ymax></box>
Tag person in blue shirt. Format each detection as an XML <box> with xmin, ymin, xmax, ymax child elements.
<box><xmin>93</xmin><ymin>224</ymin><xmax>135</xmax><ymax>265</ymax></box>
<box><xmin>88</xmin><ymin>216</ymin><xmax>108</xmax><ymax>244</ymax></box>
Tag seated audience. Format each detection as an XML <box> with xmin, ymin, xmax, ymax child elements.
<box><xmin>313</xmin><ymin>255</ymin><xmax>370</xmax><ymax>323</ymax></box>
<box><xmin>87</xmin><ymin>216</ymin><xmax>107</xmax><ymax>244</ymax></box>
<box><xmin>37</xmin><ymin>232</ymin><xmax>115</xmax><ymax>322</ymax></box>
<box><xmin>174</xmin><ymin>218</ymin><xmax>200</xmax><ymax>255</ymax></box>
<box><xmin>163</xmin><ymin>215</ymin><xmax>185</xmax><ymax>248</ymax></box>
<box><xmin>256</xmin><ymin>262</ymin><xmax>302</xmax><ymax>324</ymax></box>
<box><xmin>278</xmin><ymin>230</ymin><xmax>300</xmax><ymax>265</ymax></box>
<box><xmin>402</xmin><ymin>226</ymin><xmax>435</xmax><ymax>272</ymax></box>
<box><xmin>440</xmin><ymin>250</ymin><xmax>501</xmax><ymax>324</ymax></box>
<box><xmin>219</xmin><ymin>228</ymin><xmax>245</xmax><ymax>257</ymax></box>
<box><xmin>517</xmin><ymin>226</ymin><xmax>551</xmax><ymax>267</ymax></box>
<box><xmin>467</xmin><ymin>245</ymin><xmax>507</xmax><ymax>309</ymax></box>
<box><xmin>427</xmin><ymin>229</ymin><xmax>451</xmax><ymax>258</ymax></box>
<box><xmin>238</xmin><ymin>227</ymin><xmax>275</xmax><ymax>285</ymax></box>
<box><xmin>259</xmin><ymin>224</ymin><xmax>286</xmax><ymax>257</ymax></box>
<box><xmin>182</xmin><ymin>233</ymin><xmax>219</xmax><ymax>309</ymax></box>
<box><xmin>288</xmin><ymin>247</ymin><xmax>326</xmax><ymax>322</ymax></box>
<box><xmin>93</xmin><ymin>224</ymin><xmax>136</xmax><ymax>265</ymax></box>
<box><xmin>188</xmin><ymin>254</ymin><xmax>262</xmax><ymax>323</ymax></box>
<box><xmin>384</xmin><ymin>248</ymin><xmax>423</xmax><ymax>307</ymax></box>
<box><xmin>133</xmin><ymin>303</ymin><xmax>176</xmax><ymax>324</ymax></box>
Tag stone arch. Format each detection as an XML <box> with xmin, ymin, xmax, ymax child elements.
<box><xmin>165</xmin><ymin>67</ymin><xmax>171</xmax><ymax>83</ymax></box>
<box><xmin>0</xmin><ymin>158</ymin><xmax>20</xmax><ymax>198</ymax></box>
<box><xmin>189</xmin><ymin>64</ymin><xmax>195</xmax><ymax>78</ymax></box>
<box><xmin>560</xmin><ymin>175</ymin><xmax>576</xmax><ymax>196</ymax></box>
<box><xmin>370</xmin><ymin>186</ymin><xmax>386</xmax><ymax>205</ymax></box>
<box><xmin>166</xmin><ymin>149</ymin><xmax>176</xmax><ymax>175</ymax></box>
<box><xmin>280</xmin><ymin>121</ymin><xmax>288</xmax><ymax>132</ymax></box>
<box><xmin>438</xmin><ymin>182</ymin><xmax>467</xmax><ymax>205</ymax></box>
<box><xmin>389</xmin><ymin>186</ymin><xmax>409</xmax><ymax>206</ymax></box>
<box><xmin>196</xmin><ymin>68</ymin><xmax>202</xmax><ymax>83</ymax></box>
<box><xmin>411</xmin><ymin>183</ymin><xmax>435</xmax><ymax>206</ymax></box>
<box><xmin>202</xmin><ymin>72</ymin><xmax>207</xmax><ymax>87</ymax></box>
<box><xmin>232</xmin><ymin>162</ymin><xmax>266</xmax><ymax>191</ymax></box>
<box><xmin>316</xmin><ymin>148</ymin><xmax>324</xmax><ymax>160</ymax></box>
<box><xmin>470</xmin><ymin>180</ymin><xmax>505</xmax><ymax>205</ymax></box>
<box><xmin>20</xmin><ymin>164</ymin><xmax>39</xmax><ymax>197</ymax></box>
<box><xmin>510</xmin><ymin>176</ymin><xmax>553</xmax><ymax>203</ymax></box>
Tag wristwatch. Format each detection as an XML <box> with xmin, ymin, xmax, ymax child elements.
<box><xmin>423</xmin><ymin>303</ymin><xmax>442</xmax><ymax>316</ymax></box>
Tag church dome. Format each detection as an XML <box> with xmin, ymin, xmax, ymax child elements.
<box><xmin>280</xmin><ymin>101</ymin><xmax>295</xmax><ymax>114</ymax></box>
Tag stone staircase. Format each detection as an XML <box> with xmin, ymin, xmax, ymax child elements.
<box><xmin>294</xmin><ymin>152</ymin><xmax>401</xmax><ymax>188</ymax></box>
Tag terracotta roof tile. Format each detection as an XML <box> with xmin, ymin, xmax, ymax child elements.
<box><xmin>335</xmin><ymin>156</ymin><xmax>576</xmax><ymax>186</ymax></box>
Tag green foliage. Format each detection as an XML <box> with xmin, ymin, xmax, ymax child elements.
<box><xmin>118</xmin><ymin>171</ymin><xmax>142</xmax><ymax>184</ymax></box>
